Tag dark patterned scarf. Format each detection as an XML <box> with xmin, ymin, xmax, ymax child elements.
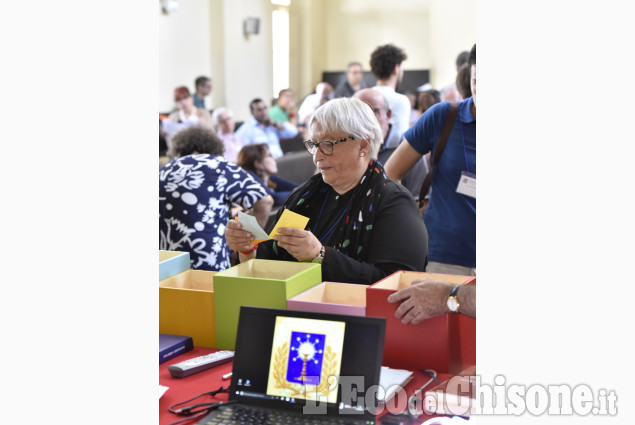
<box><xmin>283</xmin><ymin>160</ymin><xmax>388</xmax><ymax>261</ymax></box>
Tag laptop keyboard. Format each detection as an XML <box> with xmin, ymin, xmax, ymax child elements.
<box><xmin>197</xmin><ymin>404</ymin><xmax>368</xmax><ymax>425</ymax></box>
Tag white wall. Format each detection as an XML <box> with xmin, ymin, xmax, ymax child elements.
<box><xmin>428</xmin><ymin>0</ymin><xmax>477</xmax><ymax>89</ymax></box>
<box><xmin>290</xmin><ymin>0</ymin><xmax>475</xmax><ymax>97</ymax></box>
<box><xmin>159</xmin><ymin>0</ymin><xmax>475</xmax><ymax>117</ymax></box>
<box><xmin>209</xmin><ymin>0</ymin><xmax>226</xmax><ymax>110</ymax></box>
<box><xmin>158</xmin><ymin>1</ymin><xmax>212</xmax><ymax>113</ymax></box>
<box><xmin>159</xmin><ymin>0</ymin><xmax>275</xmax><ymax>122</ymax></box>
<box><xmin>221</xmin><ymin>0</ymin><xmax>274</xmax><ymax>122</ymax></box>
<box><xmin>322</xmin><ymin>0</ymin><xmax>431</xmax><ymax>70</ymax></box>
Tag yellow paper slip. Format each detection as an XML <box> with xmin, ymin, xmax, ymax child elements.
<box><xmin>268</xmin><ymin>209</ymin><xmax>310</xmax><ymax>238</ymax></box>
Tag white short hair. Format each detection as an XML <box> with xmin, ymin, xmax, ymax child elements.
<box><xmin>308</xmin><ymin>97</ymin><xmax>383</xmax><ymax>160</ymax></box>
<box><xmin>211</xmin><ymin>106</ymin><xmax>233</xmax><ymax>130</ymax></box>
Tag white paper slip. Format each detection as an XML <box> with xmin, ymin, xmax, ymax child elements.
<box><xmin>159</xmin><ymin>385</ymin><xmax>169</xmax><ymax>399</ymax></box>
<box><xmin>378</xmin><ymin>366</ymin><xmax>414</xmax><ymax>403</ymax></box>
<box><xmin>237</xmin><ymin>210</ymin><xmax>269</xmax><ymax>240</ymax></box>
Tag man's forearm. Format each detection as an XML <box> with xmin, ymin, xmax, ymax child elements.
<box><xmin>457</xmin><ymin>285</ymin><xmax>476</xmax><ymax>318</ymax></box>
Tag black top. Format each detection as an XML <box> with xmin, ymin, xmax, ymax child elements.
<box><xmin>258</xmin><ymin>175</ymin><xmax>428</xmax><ymax>285</ymax></box>
<box><xmin>334</xmin><ymin>80</ymin><xmax>369</xmax><ymax>99</ymax></box>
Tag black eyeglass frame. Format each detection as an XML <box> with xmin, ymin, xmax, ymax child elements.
<box><xmin>303</xmin><ymin>136</ymin><xmax>355</xmax><ymax>156</ymax></box>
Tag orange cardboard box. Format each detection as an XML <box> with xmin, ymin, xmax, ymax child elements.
<box><xmin>366</xmin><ymin>271</ymin><xmax>476</xmax><ymax>374</ymax></box>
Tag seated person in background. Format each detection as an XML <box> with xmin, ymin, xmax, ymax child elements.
<box><xmin>406</xmin><ymin>91</ymin><xmax>420</xmax><ymax>126</ymax></box>
<box><xmin>456</xmin><ymin>63</ymin><xmax>472</xmax><ymax>100</ymax></box>
<box><xmin>418</xmin><ymin>89</ymin><xmax>441</xmax><ymax>115</ymax></box>
<box><xmin>237</xmin><ymin>144</ymin><xmax>299</xmax><ymax>207</ymax></box>
<box><xmin>192</xmin><ymin>76</ymin><xmax>212</xmax><ymax>109</ymax></box>
<box><xmin>440</xmin><ymin>83</ymin><xmax>462</xmax><ymax>102</ymax></box>
<box><xmin>163</xmin><ymin>86</ymin><xmax>213</xmax><ymax>147</ymax></box>
<box><xmin>297</xmin><ymin>82</ymin><xmax>334</xmax><ymax>125</ymax></box>
<box><xmin>353</xmin><ymin>88</ymin><xmax>429</xmax><ymax>200</ymax></box>
<box><xmin>334</xmin><ymin>61</ymin><xmax>369</xmax><ymax>98</ymax></box>
<box><xmin>225</xmin><ymin>98</ymin><xmax>428</xmax><ymax>285</ymax></box>
<box><xmin>269</xmin><ymin>88</ymin><xmax>297</xmax><ymax>126</ymax></box>
<box><xmin>160</xmin><ymin>126</ymin><xmax>273</xmax><ymax>271</ymax></box>
<box><xmin>235</xmin><ymin>98</ymin><xmax>298</xmax><ymax>159</ymax></box>
<box><xmin>387</xmin><ymin>278</ymin><xmax>476</xmax><ymax>323</ymax></box>
<box><xmin>166</xmin><ymin>86</ymin><xmax>213</xmax><ymax>127</ymax></box>
<box><xmin>211</xmin><ymin>106</ymin><xmax>243</xmax><ymax>163</ymax></box>
<box><xmin>159</xmin><ymin>122</ymin><xmax>170</xmax><ymax>167</ymax></box>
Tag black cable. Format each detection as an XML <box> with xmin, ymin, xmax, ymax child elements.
<box><xmin>168</xmin><ymin>386</ymin><xmax>229</xmax><ymax>415</ymax></box>
<box><xmin>166</xmin><ymin>386</ymin><xmax>232</xmax><ymax>425</ymax></box>
<box><xmin>166</xmin><ymin>410</ymin><xmax>213</xmax><ymax>425</ymax></box>
<box><xmin>166</xmin><ymin>400</ymin><xmax>237</xmax><ymax>425</ymax></box>
<box><xmin>420</xmin><ymin>369</ymin><xmax>441</xmax><ymax>386</ymax></box>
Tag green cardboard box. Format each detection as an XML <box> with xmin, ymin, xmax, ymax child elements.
<box><xmin>213</xmin><ymin>259</ymin><xmax>322</xmax><ymax>350</ymax></box>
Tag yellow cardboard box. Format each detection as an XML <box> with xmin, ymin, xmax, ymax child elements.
<box><xmin>159</xmin><ymin>269</ymin><xmax>216</xmax><ymax>348</ymax></box>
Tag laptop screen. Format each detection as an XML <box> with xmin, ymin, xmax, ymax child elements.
<box><xmin>229</xmin><ymin>306</ymin><xmax>386</xmax><ymax>420</ymax></box>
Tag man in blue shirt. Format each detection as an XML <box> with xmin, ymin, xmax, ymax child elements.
<box><xmin>235</xmin><ymin>98</ymin><xmax>298</xmax><ymax>158</ymax></box>
<box><xmin>385</xmin><ymin>44</ymin><xmax>476</xmax><ymax>276</ymax></box>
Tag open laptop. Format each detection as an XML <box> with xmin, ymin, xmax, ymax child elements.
<box><xmin>196</xmin><ymin>306</ymin><xmax>386</xmax><ymax>425</ymax></box>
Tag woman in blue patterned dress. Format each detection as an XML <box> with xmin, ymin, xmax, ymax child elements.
<box><xmin>160</xmin><ymin>126</ymin><xmax>273</xmax><ymax>271</ymax></box>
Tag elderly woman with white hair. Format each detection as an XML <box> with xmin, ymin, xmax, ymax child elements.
<box><xmin>211</xmin><ymin>106</ymin><xmax>243</xmax><ymax>163</ymax></box>
<box><xmin>225</xmin><ymin>97</ymin><xmax>427</xmax><ymax>285</ymax></box>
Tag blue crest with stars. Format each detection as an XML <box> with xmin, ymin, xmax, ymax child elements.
<box><xmin>286</xmin><ymin>331</ymin><xmax>326</xmax><ymax>385</ymax></box>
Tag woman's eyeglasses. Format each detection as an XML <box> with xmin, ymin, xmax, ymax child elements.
<box><xmin>304</xmin><ymin>136</ymin><xmax>355</xmax><ymax>156</ymax></box>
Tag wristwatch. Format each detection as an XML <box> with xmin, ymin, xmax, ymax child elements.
<box><xmin>447</xmin><ymin>285</ymin><xmax>461</xmax><ymax>313</ymax></box>
<box><xmin>311</xmin><ymin>245</ymin><xmax>325</xmax><ymax>264</ymax></box>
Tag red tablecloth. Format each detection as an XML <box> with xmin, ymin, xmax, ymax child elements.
<box><xmin>159</xmin><ymin>347</ymin><xmax>463</xmax><ymax>424</ymax></box>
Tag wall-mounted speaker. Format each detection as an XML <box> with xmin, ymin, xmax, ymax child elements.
<box><xmin>243</xmin><ymin>17</ymin><xmax>260</xmax><ymax>35</ymax></box>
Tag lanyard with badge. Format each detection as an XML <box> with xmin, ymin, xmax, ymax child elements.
<box><xmin>456</xmin><ymin>121</ymin><xmax>476</xmax><ymax>199</ymax></box>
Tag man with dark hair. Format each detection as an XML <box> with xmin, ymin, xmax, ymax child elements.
<box><xmin>456</xmin><ymin>63</ymin><xmax>471</xmax><ymax>100</ymax></box>
<box><xmin>370</xmin><ymin>44</ymin><xmax>411</xmax><ymax>134</ymax></box>
<box><xmin>334</xmin><ymin>61</ymin><xmax>368</xmax><ymax>98</ymax></box>
<box><xmin>234</xmin><ymin>98</ymin><xmax>298</xmax><ymax>158</ymax></box>
<box><xmin>385</xmin><ymin>44</ymin><xmax>476</xmax><ymax>276</ymax></box>
<box><xmin>193</xmin><ymin>76</ymin><xmax>212</xmax><ymax>109</ymax></box>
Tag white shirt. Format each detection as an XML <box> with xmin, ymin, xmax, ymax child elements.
<box><xmin>178</xmin><ymin>109</ymin><xmax>200</xmax><ymax>124</ymax></box>
<box><xmin>298</xmin><ymin>93</ymin><xmax>321</xmax><ymax>124</ymax></box>
<box><xmin>372</xmin><ymin>85</ymin><xmax>412</xmax><ymax>134</ymax></box>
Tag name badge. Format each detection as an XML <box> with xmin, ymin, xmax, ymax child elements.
<box><xmin>456</xmin><ymin>171</ymin><xmax>476</xmax><ymax>198</ymax></box>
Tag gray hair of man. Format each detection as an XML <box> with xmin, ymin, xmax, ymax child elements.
<box><xmin>307</xmin><ymin>97</ymin><xmax>383</xmax><ymax>160</ymax></box>
<box><xmin>211</xmin><ymin>106</ymin><xmax>233</xmax><ymax>131</ymax></box>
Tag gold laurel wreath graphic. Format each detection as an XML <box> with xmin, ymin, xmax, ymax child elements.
<box><xmin>271</xmin><ymin>343</ymin><xmax>339</xmax><ymax>398</ymax></box>
<box><xmin>316</xmin><ymin>345</ymin><xmax>338</xmax><ymax>396</ymax></box>
<box><xmin>272</xmin><ymin>342</ymin><xmax>302</xmax><ymax>396</ymax></box>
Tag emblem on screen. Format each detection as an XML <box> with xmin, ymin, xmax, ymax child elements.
<box><xmin>266</xmin><ymin>316</ymin><xmax>345</xmax><ymax>403</ymax></box>
<box><xmin>287</xmin><ymin>332</ymin><xmax>325</xmax><ymax>385</ymax></box>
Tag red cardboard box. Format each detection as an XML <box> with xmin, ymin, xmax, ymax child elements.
<box><xmin>366</xmin><ymin>271</ymin><xmax>476</xmax><ymax>374</ymax></box>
